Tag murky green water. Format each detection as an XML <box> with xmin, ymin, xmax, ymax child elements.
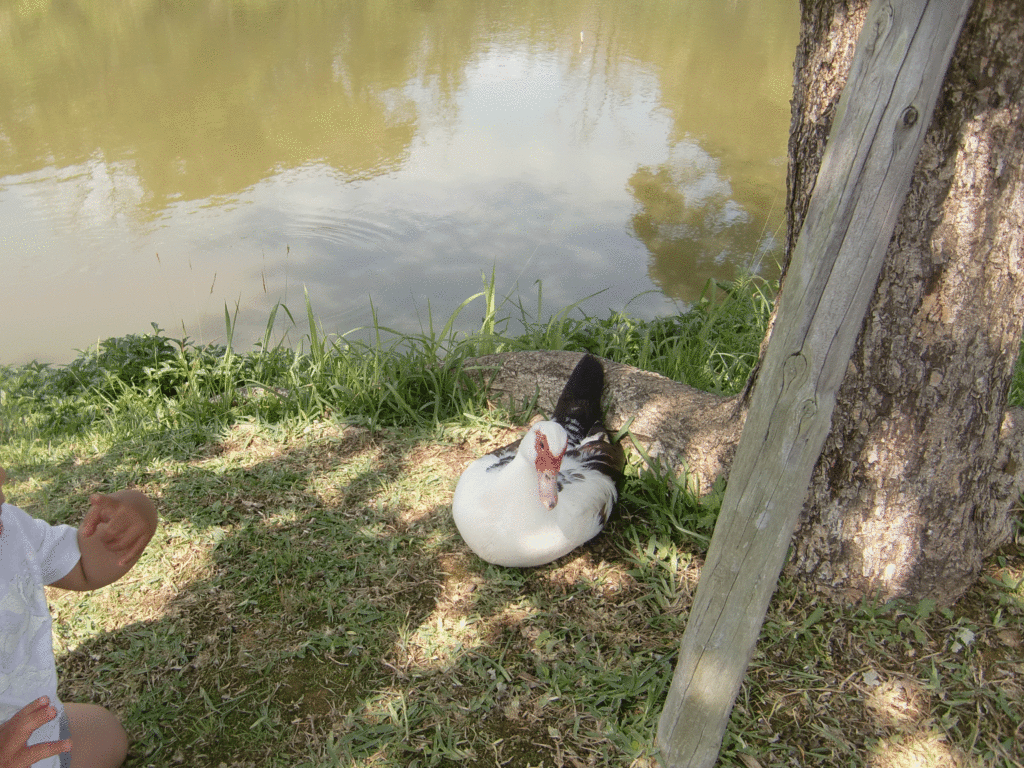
<box><xmin>0</xmin><ymin>0</ymin><xmax>797</xmax><ymax>364</ymax></box>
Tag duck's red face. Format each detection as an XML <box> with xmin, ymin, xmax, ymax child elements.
<box><xmin>534</xmin><ymin>431</ymin><xmax>565</xmax><ymax>510</ymax></box>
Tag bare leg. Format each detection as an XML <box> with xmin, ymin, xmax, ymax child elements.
<box><xmin>63</xmin><ymin>703</ymin><xmax>128</xmax><ymax>768</ymax></box>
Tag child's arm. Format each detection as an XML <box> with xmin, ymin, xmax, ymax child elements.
<box><xmin>0</xmin><ymin>697</ymin><xmax>72</xmax><ymax>768</ymax></box>
<box><xmin>49</xmin><ymin>490</ymin><xmax>158</xmax><ymax>591</ymax></box>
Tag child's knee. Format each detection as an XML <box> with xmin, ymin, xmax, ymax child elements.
<box><xmin>65</xmin><ymin>702</ymin><xmax>128</xmax><ymax>768</ymax></box>
<box><xmin>104</xmin><ymin>710</ymin><xmax>129</xmax><ymax>764</ymax></box>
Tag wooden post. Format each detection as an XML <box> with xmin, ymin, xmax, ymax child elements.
<box><xmin>655</xmin><ymin>1</ymin><xmax>973</xmax><ymax>766</ymax></box>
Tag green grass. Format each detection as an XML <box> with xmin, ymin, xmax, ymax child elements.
<box><xmin>1</xmin><ymin>275</ymin><xmax>1022</xmax><ymax>768</ymax></box>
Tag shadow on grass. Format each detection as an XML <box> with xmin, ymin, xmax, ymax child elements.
<box><xmin>43</xmin><ymin>420</ymin><xmax>682</xmax><ymax>767</ymax></box>
<box><xmin>28</xmin><ymin>414</ymin><xmax>1024</xmax><ymax>767</ymax></box>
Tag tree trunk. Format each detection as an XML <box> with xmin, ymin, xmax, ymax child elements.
<box><xmin>786</xmin><ymin>0</ymin><xmax>1024</xmax><ymax>604</ymax></box>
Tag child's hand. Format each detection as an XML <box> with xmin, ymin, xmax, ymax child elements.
<box><xmin>0</xmin><ymin>697</ymin><xmax>72</xmax><ymax>768</ymax></box>
<box><xmin>51</xmin><ymin>489</ymin><xmax>158</xmax><ymax>591</ymax></box>
<box><xmin>81</xmin><ymin>491</ymin><xmax>156</xmax><ymax>567</ymax></box>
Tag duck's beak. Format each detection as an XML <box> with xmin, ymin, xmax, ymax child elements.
<box><xmin>533</xmin><ymin>432</ymin><xmax>564</xmax><ymax>510</ymax></box>
<box><xmin>537</xmin><ymin>470</ymin><xmax>559</xmax><ymax>510</ymax></box>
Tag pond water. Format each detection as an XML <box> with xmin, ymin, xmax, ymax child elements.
<box><xmin>0</xmin><ymin>0</ymin><xmax>798</xmax><ymax>365</ymax></box>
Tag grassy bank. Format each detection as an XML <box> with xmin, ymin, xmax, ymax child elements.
<box><xmin>2</xmin><ymin>278</ymin><xmax>1022</xmax><ymax>768</ymax></box>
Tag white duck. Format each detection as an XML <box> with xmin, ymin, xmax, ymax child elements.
<box><xmin>452</xmin><ymin>354</ymin><xmax>625</xmax><ymax>567</ymax></box>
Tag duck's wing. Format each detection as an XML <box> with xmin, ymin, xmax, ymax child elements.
<box><xmin>568</xmin><ymin>424</ymin><xmax>625</xmax><ymax>478</ymax></box>
<box><xmin>482</xmin><ymin>438</ymin><xmax>522</xmax><ymax>473</ymax></box>
<box><xmin>556</xmin><ymin>427</ymin><xmax>625</xmax><ymax>528</ymax></box>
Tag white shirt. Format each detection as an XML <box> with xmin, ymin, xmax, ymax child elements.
<box><xmin>0</xmin><ymin>502</ymin><xmax>81</xmax><ymax>768</ymax></box>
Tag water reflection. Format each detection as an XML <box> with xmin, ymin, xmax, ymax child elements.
<box><xmin>631</xmin><ymin>144</ymin><xmax>780</xmax><ymax>299</ymax></box>
<box><xmin>0</xmin><ymin>0</ymin><xmax>797</xmax><ymax>364</ymax></box>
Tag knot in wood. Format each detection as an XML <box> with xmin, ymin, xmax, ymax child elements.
<box><xmin>782</xmin><ymin>352</ymin><xmax>809</xmax><ymax>390</ymax></box>
<box><xmin>797</xmin><ymin>398</ymin><xmax>818</xmax><ymax>435</ymax></box>
<box><xmin>900</xmin><ymin>106</ymin><xmax>919</xmax><ymax>128</ymax></box>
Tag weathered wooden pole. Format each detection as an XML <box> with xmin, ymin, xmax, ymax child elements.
<box><xmin>655</xmin><ymin>1</ymin><xmax>973</xmax><ymax>765</ymax></box>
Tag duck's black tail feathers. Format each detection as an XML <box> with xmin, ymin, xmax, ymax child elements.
<box><xmin>552</xmin><ymin>354</ymin><xmax>606</xmax><ymax>447</ymax></box>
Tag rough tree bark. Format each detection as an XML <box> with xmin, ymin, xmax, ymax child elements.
<box><xmin>786</xmin><ymin>0</ymin><xmax>1024</xmax><ymax>604</ymax></box>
